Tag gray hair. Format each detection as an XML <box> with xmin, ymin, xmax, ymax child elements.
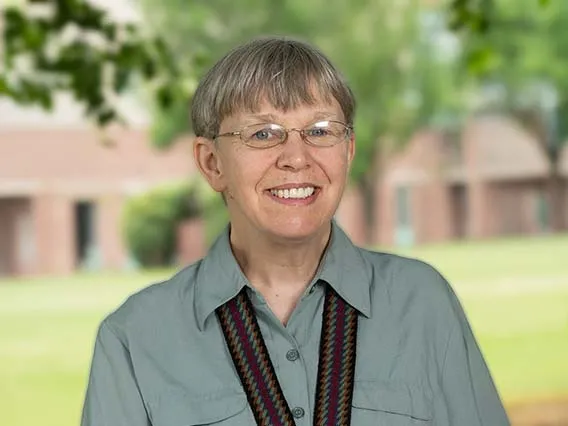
<box><xmin>191</xmin><ymin>36</ymin><xmax>356</xmax><ymax>139</ymax></box>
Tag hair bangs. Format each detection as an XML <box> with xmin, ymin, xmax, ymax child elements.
<box><xmin>192</xmin><ymin>37</ymin><xmax>355</xmax><ymax>139</ymax></box>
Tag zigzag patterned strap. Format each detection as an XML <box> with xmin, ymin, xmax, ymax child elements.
<box><xmin>313</xmin><ymin>285</ymin><xmax>358</xmax><ymax>426</ymax></box>
<box><xmin>216</xmin><ymin>289</ymin><xmax>295</xmax><ymax>426</ymax></box>
<box><xmin>216</xmin><ymin>284</ymin><xmax>358</xmax><ymax>426</ymax></box>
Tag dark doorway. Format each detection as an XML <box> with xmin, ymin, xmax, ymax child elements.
<box><xmin>74</xmin><ymin>201</ymin><xmax>97</xmax><ymax>268</ymax></box>
<box><xmin>450</xmin><ymin>185</ymin><xmax>467</xmax><ymax>239</ymax></box>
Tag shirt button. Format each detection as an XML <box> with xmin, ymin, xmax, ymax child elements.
<box><xmin>292</xmin><ymin>407</ymin><xmax>305</xmax><ymax>419</ymax></box>
<box><xmin>286</xmin><ymin>349</ymin><xmax>300</xmax><ymax>362</ymax></box>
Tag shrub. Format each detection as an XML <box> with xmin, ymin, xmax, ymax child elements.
<box><xmin>122</xmin><ymin>180</ymin><xmax>202</xmax><ymax>267</ymax></box>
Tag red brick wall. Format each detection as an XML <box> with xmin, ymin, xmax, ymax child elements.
<box><xmin>0</xmin><ymin>198</ymin><xmax>34</xmax><ymax>276</ymax></box>
<box><xmin>376</xmin><ymin>130</ymin><xmax>456</xmax><ymax>247</ymax></box>
<box><xmin>376</xmin><ymin>182</ymin><xmax>395</xmax><ymax>247</ymax></box>
<box><xmin>32</xmin><ymin>193</ymin><xmax>75</xmax><ymax>276</ymax></box>
<box><xmin>0</xmin><ymin>127</ymin><xmax>195</xmax><ymax>276</ymax></box>
<box><xmin>0</xmin><ymin>202</ymin><xmax>14</xmax><ymax>275</ymax></box>
<box><xmin>414</xmin><ymin>182</ymin><xmax>454</xmax><ymax>244</ymax></box>
<box><xmin>98</xmin><ymin>193</ymin><xmax>128</xmax><ymax>270</ymax></box>
<box><xmin>335</xmin><ymin>185</ymin><xmax>367</xmax><ymax>247</ymax></box>
<box><xmin>0</xmin><ymin>127</ymin><xmax>194</xmax><ymax>183</ymax></box>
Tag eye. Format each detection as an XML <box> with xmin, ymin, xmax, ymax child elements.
<box><xmin>306</xmin><ymin>127</ymin><xmax>330</xmax><ymax>137</ymax></box>
<box><xmin>251</xmin><ymin>129</ymin><xmax>274</xmax><ymax>140</ymax></box>
<box><xmin>243</xmin><ymin>124</ymin><xmax>285</xmax><ymax>147</ymax></box>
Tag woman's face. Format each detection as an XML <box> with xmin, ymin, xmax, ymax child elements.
<box><xmin>194</xmin><ymin>96</ymin><xmax>355</xmax><ymax>242</ymax></box>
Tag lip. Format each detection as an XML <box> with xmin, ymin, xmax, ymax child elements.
<box><xmin>267</xmin><ymin>182</ymin><xmax>319</xmax><ymax>191</ymax></box>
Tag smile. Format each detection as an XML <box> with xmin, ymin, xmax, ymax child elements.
<box><xmin>269</xmin><ymin>186</ymin><xmax>315</xmax><ymax>199</ymax></box>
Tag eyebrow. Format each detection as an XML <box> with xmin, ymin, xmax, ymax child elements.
<box><xmin>242</xmin><ymin>113</ymin><xmax>279</xmax><ymax>123</ymax></box>
<box><xmin>241</xmin><ymin>110</ymin><xmax>340</xmax><ymax>124</ymax></box>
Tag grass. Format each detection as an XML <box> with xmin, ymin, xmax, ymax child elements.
<box><xmin>1</xmin><ymin>235</ymin><xmax>567</xmax><ymax>426</ymax></box>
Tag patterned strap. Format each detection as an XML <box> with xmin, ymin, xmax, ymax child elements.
<box><xmin>313</xmin><ymin>286</ymin><xmax>358</xmax><ymax>425</ymax></box>
<box><xmin>216</xmin><ymin>289</ymin><xmax>295</xmax><ymax>426</ymax></box>
<box><xmin>216</xmin><ymin>284</ymin><xmax>358</xmax><ymax>426</ymax></box>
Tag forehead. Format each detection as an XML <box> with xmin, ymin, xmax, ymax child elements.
<box><xmin>222</xmin><ymin>96</ymin><xmax>344</xmax><ymax>127</ymax></box>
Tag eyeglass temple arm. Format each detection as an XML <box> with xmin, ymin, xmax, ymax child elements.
<box><xmin>216</xmin><ymin>131</ymin><xmax>241</xmax><ymax>137</ymax></box>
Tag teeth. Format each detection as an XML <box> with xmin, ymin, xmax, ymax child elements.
<box><xmin>270</xmin><ymin>186</ymin><xmax>315</xmax><ymax>199</ymax></box>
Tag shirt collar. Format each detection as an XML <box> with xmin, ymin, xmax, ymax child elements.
<box><xmin>194</xmin><ymin>225</ymin><xmax>247</xmax><ymax>331</ymax></box>
<box><xmin>316</xmin><ymin>220</ymin><xmax>371</xmax><ymax>318</ymax></box>
<box><xmin>193</xmin><ymin>220</ymin><xmax>371</xmax><ymax>331</ymax></box>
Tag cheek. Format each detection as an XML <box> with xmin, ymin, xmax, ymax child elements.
<box><xmin>319</xmin><ymin>150</ymin><xmax>350</xmax><ymax>181</ymax></box>
<box><xmin>226</xmin><ymin>152</ymin><xmax>273</xmax><ymax>193</ymax></box>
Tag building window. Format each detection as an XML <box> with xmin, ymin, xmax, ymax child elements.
<box><xmin>394</xmin><ymin>185</ymin><xmax>415</xmax><ymax>247</ymax></box>
<box><xmin>396</xmin><ymin>186</ymin><xmax>412</xmax><ymax>228</ymax></box>
<box><xmin>534</xmin><ymin>191</ymin><xmax>549</xmax><ymax>232</ymax></box>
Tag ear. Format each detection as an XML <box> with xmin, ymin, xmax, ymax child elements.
<box><xmin>193</xmin><ymin>137</ymin><xmax>227</xmax><ymax>193</ymax></box>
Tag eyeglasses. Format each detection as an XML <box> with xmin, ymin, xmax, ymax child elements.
<box><xmin>215</xmin><ymin>120</ymin><xmax>353</xmax><ymax>149</ymax></box>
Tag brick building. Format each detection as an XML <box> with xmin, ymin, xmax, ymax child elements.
<box><xmin>2</xmin><ymin>98</ymin><xmax>567</xmax><ymax>277</ymax></box>
<box><xmin>0</xmin><ymin>96</ymin><xmax>194</xmax><ymax>277</ymax></box>
<box><xmin>336</xmin><ymin>114</ymin><xmax>568</xmax><ymax>247</ymax></box>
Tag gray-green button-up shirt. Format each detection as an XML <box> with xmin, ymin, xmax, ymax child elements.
<box><xmin>81</xmin><ymin>223</ymin><xmax>510</xmax><ymax>425</ymax></box>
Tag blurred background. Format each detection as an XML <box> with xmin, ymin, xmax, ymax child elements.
<box><xmin>0</xmin><ymin>0</ymin><xmax>567</xmax><ymax>425</ymax></box>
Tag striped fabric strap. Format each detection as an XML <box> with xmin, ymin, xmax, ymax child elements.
<box><xmin>313</xmin><ymin>285</ymin><xmax>358</xmax><ymax>426</ymax></box>
<box><xmin>216</xmin><ymin>289</ymin><xmax>295</xmax><ymax>426</ymax></box>
<box><xmin>216</xmin><ymin>284</ymin><xmax>358</xmax><ymax>426</ymax></box>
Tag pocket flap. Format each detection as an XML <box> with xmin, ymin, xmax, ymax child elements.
<box><xmin>352</xmin><ymin>380</ymin><xmax>432</xmax><ymax>421</ymax></box>
<box><xmin>152</xmin><ymin>388</ymin><xmax>248</xmax><ymax>425</ymax></box>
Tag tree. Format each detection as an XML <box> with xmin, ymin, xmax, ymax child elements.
<box><xmin>319</xmin><ymin>2</ymin><xmax>465</xmax><ymax>241</ymax></box>
<box><xmin>0</xmin><ymin>0</ymin><xmax>182</xmax><ymax>126</ymax></box>
<box><xmin>135</xmin><ymin>0</ymin><xmax>462</xmax><ymax>244</ymax></box>
<box><xmin>1</xmin><ymin>0</ymin><xmax>463</xmax><ymax>244</ymax></box>
<box><xmin>1</xmin><ymin>0</ymin><xmax>544</xmax><ymax>124</ymax></box>
<box><xmin>458</xmin><ymin>0</ymin><xmax>568</xmax><ymax>231</ymax></box>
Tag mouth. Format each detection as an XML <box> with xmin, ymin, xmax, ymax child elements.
<box><xmin>265</xmin><ymin>185</ymin><xmax>320</xmax><ymax>204</ymax></box>
<box><xmin>269</xmin><ymin>186</ymin><xmax>316</xmax><ymax>200</ymax></box>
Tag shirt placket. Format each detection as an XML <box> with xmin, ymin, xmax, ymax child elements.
<box><xmin>252</xmin><ymin>293</ymin><xmax>320</xmax><ymax>425</ymax></box>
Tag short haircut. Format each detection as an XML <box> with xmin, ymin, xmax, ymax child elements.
<box><xmin>191</xmin><ymin>36</ymin><xmax>356</xmax><ymax>139</ymax></box>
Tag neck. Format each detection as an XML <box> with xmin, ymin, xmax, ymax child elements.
<box><xmin>229</xmin><ymin>222</ymin><xmax>331</xmax><ymax>293</ymax></box>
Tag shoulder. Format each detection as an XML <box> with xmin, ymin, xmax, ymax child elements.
<box><xmin>359</xmin><ymin>247</ymin><xmax>450</xmax><ymax>293</ymax></box>
<box><xmin>101</xmin><ymin>260</ymin><xmax>204</xmax><ymax>341</ymax></box>
<box><xmin>357</xmin><ymin>247</ymin><xmax>461</xmax><ymax>321</ymax></box>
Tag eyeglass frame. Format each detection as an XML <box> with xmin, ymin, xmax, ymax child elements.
<box><xmin>214</xmin><ymin>120</ymin><xmax>353</xmax><ymax>149</ymax></box>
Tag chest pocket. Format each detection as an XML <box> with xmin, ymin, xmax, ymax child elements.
<box><xmin>150</xmin><ymin>388</ymin><xmax>250</xmax><ymax>426</ymax></box>
<box><xmin>351</xmin><ymin>380</ymin><xmax>433</xmax><ymax>425</ymax></box>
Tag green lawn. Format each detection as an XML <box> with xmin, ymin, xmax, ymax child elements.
<box><xmin>1</xmin><ymin>235</ymin><xmax>567</xmax><ymax>426</ymax></box>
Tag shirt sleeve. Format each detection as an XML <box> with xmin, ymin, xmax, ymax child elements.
<box><xmin>441</xmin><ymin>298</ymin><xmax>510</xmax><ymax>426</ymax></box>
<box><xmin>81</xmin><ymin>320</ymin><xmax>151</xmax><ymax>426</ymax></box>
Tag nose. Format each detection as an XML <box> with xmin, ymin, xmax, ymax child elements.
<box><xmin>276</xmin><ymin>129</ymin><xmax>311</xmax><ymax>171</ymax></box>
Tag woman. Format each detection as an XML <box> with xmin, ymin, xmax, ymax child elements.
<box><xmin>81</xmin><ymin>37</ymin><xmax>510</xmax><ymax>425</ymax></box>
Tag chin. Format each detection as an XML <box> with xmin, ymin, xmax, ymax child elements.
<box><xmin>262</xmin><ymin>216</ymin><xmax>329</xmax><ymax>242</ymax></box>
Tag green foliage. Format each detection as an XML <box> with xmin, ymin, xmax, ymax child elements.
<box><xmin>0</xmin><ymin>0</ymin><xmax>468</xmax><ymax>187</ymax></box>
<box><xmin>7</xmin><ymin>0</ymin><xmax>561</xmax><ymax>232</ymax></box>
<box><xmin>459</xmin><ymin>0</ymin><xmax>568</xmax><ymax>154</ymax></box>
<box><xmin>0</xmin><ymin>0</ymin><xmax>181</xmax><ymax>126</ymax></box>
<box><xmin>447</xmin><ymin>0</ymin><xmax>493</xmax><ymax>34</ymax></box>
<box><xmin>448</xmin><ymin>0</ymin><xmax>553</xmax><ymax>76</ymax></box>
<box><xmin>122</xmin><ymin>181</ymin><xmax>202</xmax><ymax>267</ymax></box>
<box><xmin>136</xmin><ymin>0</ymin><xmax>463</xmax><ymax>187</ymax></box>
